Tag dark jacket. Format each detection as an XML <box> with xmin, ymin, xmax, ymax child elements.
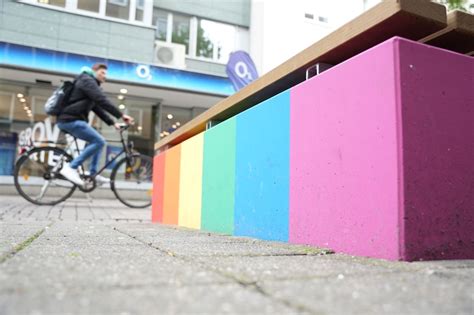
<box><xmin>58</xmin><ymin>72</ymin><xmax>122</xmax><ymax>126</ymax></box>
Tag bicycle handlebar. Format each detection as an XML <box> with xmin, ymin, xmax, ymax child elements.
<box><xmin>117</xmin><ymin>123</ymin><xmax>132</xmax><ymax>131</ymax></box>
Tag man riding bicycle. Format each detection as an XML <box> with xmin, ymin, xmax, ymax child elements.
<box><xmin>57</xmin><ymin>63</ymin><xmax>134</xmax><ymax>187</ymax></box>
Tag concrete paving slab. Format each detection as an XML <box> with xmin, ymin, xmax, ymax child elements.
<box><xmin>0</xmin><ymin>197</ymin><xmax>472</xmax><ymax>315</ymax></box>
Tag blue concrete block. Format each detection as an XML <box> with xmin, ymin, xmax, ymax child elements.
<box><xmin>234</xmin><ymin>90</ymin><xmax>290</xmax><ymax>242</ymax></box>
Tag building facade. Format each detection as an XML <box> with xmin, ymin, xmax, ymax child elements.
<box><xmin>250</xmin><ymin>0</ymin><xmax>381</xmax><ymax>75</ymax></box>
<box><xmin>0</xmin><ymin>0</ymin><xmax>251</xmax><ymax>175</ymax></box>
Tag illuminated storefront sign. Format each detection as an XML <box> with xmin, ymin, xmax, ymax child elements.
<box><xmin>0</xmin><ymin>42</ymin><xmax>234</xmax><ymax>96</ymax></box>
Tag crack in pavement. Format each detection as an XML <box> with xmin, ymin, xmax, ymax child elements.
<box><xmin>0</xmin><ymin>203</ymin><xmax>22</xmax><ymax>220</ymax></box>
<box><xmin>0</xmin><ymin>279</ymin><xmax>235</xmax><ymax>295</ymax></box>
<box><xmin>112</xmin><ymin>226</ymin><xmax>317</xmax><ymax>314</ymax></box>
<box><xmin>163</xmin><ymin>252</ymin><xmax>334</xmax><ymax>258</ymax></box>
<box><xmin>0</xmin><ymin>222</ymin><xmax>53</xmax><ymax>264</ymax></box>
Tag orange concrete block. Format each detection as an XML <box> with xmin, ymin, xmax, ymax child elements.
<box><xmin>162</xmin><ymin>145</ymin><xmax>181</xmax><ymax>225</ymax></box>
<box><xmin>151</xmin><ymin>152</ymin><xmax>166</xmax><ymax>223</ymax></box>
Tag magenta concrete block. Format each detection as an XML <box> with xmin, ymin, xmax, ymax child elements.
<box><xmin>289</xmin><ymin>37</ymin><xmax>474</xmax><ymax>261</ymax></box>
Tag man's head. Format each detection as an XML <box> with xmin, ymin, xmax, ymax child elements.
<box><xmin>92</xmin><ymin>63</ymin><xmax>108</xmax><ymax>83</ymax></box>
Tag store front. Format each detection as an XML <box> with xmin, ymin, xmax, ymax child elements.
<box><xmin>0</xmin><ymin>41</ymin><xmax>232</xmax><ymax>176</ymax></box>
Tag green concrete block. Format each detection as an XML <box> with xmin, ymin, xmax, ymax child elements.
<box><xmin>201</xmin><ymin>118</ymin><xmax>237</xmax><ymax>235</ymax></box>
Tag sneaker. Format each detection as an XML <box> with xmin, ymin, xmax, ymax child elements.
<box><xmin>60</xmin><ymin>163</ymin><xmax>84</xmax><ymax>186</ymax></box>
<box><xmin>95</xmin><ymin>175</ymin><xmax>110</xmax><ymax>186</ymax></box>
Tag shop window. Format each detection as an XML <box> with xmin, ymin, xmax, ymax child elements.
<box><xmin>77</xmin><ymin>0</ymin><xmax>100</xmax><ymax>13</ymax></box>
<box><xmin>160</xmin><ymin>106</ymin><xmax>192</xmax><ymax>139</ymax></box>
<box><xmin>32</xmin><ymin>97</ymin><xmax>48</xmax><ymax>123</ymax></box>
<box><xmin>13</xmin><ymin>97</ymin><xmax>31</xmax><ymax>123</ymax></box>
<box><xmin>0</xmin><ymin>93</ymin><xmax>13</xmax><ymax>123</ymax></box>
<box><xmin>127</xmin><ymin>106</ymin><xmax>151</xmax><ymax>139</ymax></box>
<box><xmin>127</xmin><ymin>108</ymin><xmax>142</xmax><ymax>135</ymax></box>
<box><xmin>140</xmin><ymin>107</ymin><xmax>151</xmax><ymax>139</ymax></box>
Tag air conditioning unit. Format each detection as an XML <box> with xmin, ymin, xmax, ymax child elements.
<box><xmin>153</xmin><ymin>41</ymin><xmax>186</xmax><ymax>69</ymax></box>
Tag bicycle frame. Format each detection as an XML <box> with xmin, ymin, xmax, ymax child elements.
<box><xmin>66</xmin><ymin>126</ymin><xmax>134</xmax><ymax>180</ymax></box>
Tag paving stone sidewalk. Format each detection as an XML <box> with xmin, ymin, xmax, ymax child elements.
<box><xmin>0</xmin><ymin>195</ymin><xmax>473</xmax><ymax>315</ymax></box>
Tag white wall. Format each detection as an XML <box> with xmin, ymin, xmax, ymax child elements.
<box><xmin>250</xmin><ymin>0</ymin><xmax>381</xmax><ymax>75</ymax></box>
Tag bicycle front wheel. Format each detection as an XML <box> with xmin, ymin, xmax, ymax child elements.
<box><xmin>110</xmin><ymin>154</ymin><xmax>153</xmax><ymax>208</ymax></box>
<box><xmin>14</xmin><ymin>147</ymin><xmax>76</xmax><ymax>205</ymax></box>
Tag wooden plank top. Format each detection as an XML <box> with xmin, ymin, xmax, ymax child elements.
<box><xmin>155</xmin><ymin>0</ymin><xmax>447</xmax><ymax>152</ymax></box>
<box><xmin>421</xmin><ymin>10</ymin><xmax>474</xmax><ymax>54</ymax></box>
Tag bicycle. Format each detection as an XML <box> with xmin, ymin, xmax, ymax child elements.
<box><xmin>14</xmin><ymin>123</ymin><xmax>153</xmax><ymax>208</ymax></box>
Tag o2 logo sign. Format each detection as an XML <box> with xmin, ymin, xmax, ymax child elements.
<box><xmin>226</xmin><ymin>51</ymin><xmax>259</xmax><ymax>91</ymax></box>
<box><xmin>136</xmin><ymin>65</ymin><xmax>153</xmax><ymax>81</ymax></box>
<box><xmin>234</xmin><ymin>61</ymin><xmax>253</xmax><ymax>81</ymax></box>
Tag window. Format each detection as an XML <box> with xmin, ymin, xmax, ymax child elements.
<box><xmin>160</xmin><ymin>106</ymin><xmax>192</xmax><ymax>138</ymax></box>
<box><xmin>0</xmin><ymin>93</ymin><xmax>13</xmax><ymax>122</ymax></box>
<box><xmin>172</xmin><ymin>14</ymin><xmax>191</xmax><ymax>54</ymax></box>
<box><xmin>37</xmin><ymin>0</ymin><xmax>65</xmax><ymax>7</ymax></box>
<box><xmin>13</xmin><ymin>97</ymin><xmax>31</xmax><ymax>123</ymax></box>
<box><xmin>152</xmin><ymin>10</ymin><xmax>246</xmax><ymax>63</ymax></box>
<box><xmin>32</xmin><ymin>97</ymin><xmax>48</xmax><ymax>123</ymax></box>
<box><xmin>106</xmin><ymin>0</ymin><xmax>130</xmax><ymax>20</ymax></box>
<box><xmin>26</xmin><ymin>0</ymin><xmax>153</xmax><ymax>25</ymax></box>
<box><xmin>318</xmin><ymin>16</ymin><xmax>329</xmax><ymax>23</ymax></box>
<box><xmin>153</xmin><ymin>10</ymin><xmax>191</xmax><ymax>53</ymax></box>
<box><xmin>197</xmin><ymin>19</ymin><xmax>236</xmax><ymax>63</ymax></box>
<box><xmin>77</xmin><ymin>0</ymin><xmax>100</xmax><ymax>13</ymax></box>
<box><xmin>135</xmin><ymin>0</ymin><xmax>144</xmax><ymax>22</ymax></box>
<box><xmin>153</xmin><ymin>9</ymin><xmax>168</xmax><ymax>40</ymax></box>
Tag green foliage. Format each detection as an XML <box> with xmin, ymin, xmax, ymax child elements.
<box><xmin>196</xmin><ymin>25</ymin><xmax>214</xmax><ymax>58</ymax></box>
<box><xmin>171</xmin><ymin>23</ymin><xmax>222</xmax><ymax>60</ymax></box>
<box><xmin>436</xmin><ymin>0</ymin><xmax>471</xmax><ymax>12</ymax></box>
<box><xmin>171</xmin><ymin>28</ymin><xmax>190</xmax><ymax>54</ymax></box>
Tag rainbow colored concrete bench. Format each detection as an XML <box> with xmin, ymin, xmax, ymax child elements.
<box><xmin>152</xmin><ymin>37</ymin><xmax>474</xmax><ymax>261</ymax></box>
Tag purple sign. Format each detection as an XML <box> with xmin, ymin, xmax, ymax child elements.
<box><xmin>226</xmin><ymin>51</ymin><xmax>259</xmax><ymax>92</ymax></box>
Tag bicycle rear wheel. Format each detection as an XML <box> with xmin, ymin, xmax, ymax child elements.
<box><xmin>14</xmin><ymin>147</ymin><xmax>76</xmax><ymax>205</ymax></box>
<box><xmin>110</xmin><ymin>154</ymin><xmax>153</xmax><ymax>208</ymax></box>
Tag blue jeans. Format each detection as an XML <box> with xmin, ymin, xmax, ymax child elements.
<box><xmin>57</xmin><ymin>120</ymin><xmax>106</xmax><ymax>175</ymax></box>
